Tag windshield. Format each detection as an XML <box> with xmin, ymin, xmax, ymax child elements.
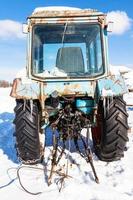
<box><xmin>32</xmin><ymin>23</ymin><xmax>104</xmax><ymax>78</ymax></box>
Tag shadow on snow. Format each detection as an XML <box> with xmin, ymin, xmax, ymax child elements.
<box><xmin>0</xmin><ymin>112</ymin><xmax>94</xmax><ymax>164</ymax></box>
<box><xmin>0</xmin><ymin>112</ymin><xmax>18</xmax><ymax>163</ymax></box>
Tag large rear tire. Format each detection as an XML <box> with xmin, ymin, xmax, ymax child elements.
<box><xmin>91</xmin><ymin>96</ymin><xmax>129</xmax><ymax>162</ymax></box>
<box><xmin>13</xmin><ymin>100</ymin><xmax>44</xmax><ymax>164</ymax></box>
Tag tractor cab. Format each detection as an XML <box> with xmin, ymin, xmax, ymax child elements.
<box><xmin>26</xmin><ymin>7</ymin><xmax>108</xmax><ymax>81</ymax></box>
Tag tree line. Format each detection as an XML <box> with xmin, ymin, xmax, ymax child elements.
<box><xmin>0</xmin><ymin>80</ymin><xmax>12</xmax><ymax>87</ymax></box>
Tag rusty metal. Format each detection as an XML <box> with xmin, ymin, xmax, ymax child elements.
<box><xmin>39</xmin><ymin>82</ymin><xmax>47</xmax><ymax>111</ymax></box>
<box><xmin>28</xmin><ymin>8</ymin><xmax>107</xmax><ymax>29</ymax></box>
<box><xmin>48</xmin><ymin>130</ymin><xmax>59</xmax><ymax>186</ymax></box>
<box><xmin>10</xmin><ymin>78</ymin><xmax>23</xmax><ymax>99</ymax></box>
<box><xmin>129</xmin><ymin>88</ymin><xmax>133</xmax><ymax>93</ymax></box>
<box><xmin>47</xmin><ymin>100</ymin><xmax>99</xmax><ymax>185</ymax></box>
<box><xmin>30</xmin><ymin>9</ymin><xmax>105</xmax><ymax>19</ymax></box>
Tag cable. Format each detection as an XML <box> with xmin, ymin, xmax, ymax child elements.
<box><xmin>17</xmin><ymin>165</ymin><xmax>43</xmax><ymax>195</ymax></box>
<box><xmin>16</xmin><ymin>164</ymin><xmax>72</xmax><ymax>195</ymax></box>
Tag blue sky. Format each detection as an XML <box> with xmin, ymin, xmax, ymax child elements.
<box><xmin>0</xmin><ymin>0</ymin><xmax>133</xmax><ymax>81</ymax></box>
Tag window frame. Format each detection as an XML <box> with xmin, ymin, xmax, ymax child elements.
<box><xmin>30</xmin><ymin>22</ymin><xmax>106</xmax><ymax>81</ymax></box>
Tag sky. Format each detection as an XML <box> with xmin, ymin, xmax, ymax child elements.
<box><xmin>0</xmin><ymin>0</ymin><xmax>133</xmax><ymax>81</ymax></box>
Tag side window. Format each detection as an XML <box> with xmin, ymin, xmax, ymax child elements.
<box><xmin>95</xmin><ymin>33</ymin><xmax>103</xmax><ymax>72</ymax></box>
<box><xmin>33</xmin><ymin>35</ymin><xmax>43</xmax><ymax>73</ymax></box>
<box><xmin>88</xmin><ymin>32</ymin><xmax>103</xmax><ymax>74</ymax></box>
<box><xmin>89</xmin><ymin>41</ymin><xmax>95</xmax><ymax>73</ymax></box>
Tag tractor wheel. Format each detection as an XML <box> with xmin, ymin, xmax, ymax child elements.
<box><xmin>13</xmin><ymin>99</ymin><xmax>44</xmax><ymax>164</ymax></box>
<box><xmin>91</xmin><ymin>96</ymin><xmax>129</xmax><ymax>162</ymax></box>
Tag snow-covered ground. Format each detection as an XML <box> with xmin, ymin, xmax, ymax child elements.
<box><xmin>0</xmin><ymin>87</ymin><xmax>133</xmax><ymax>200</ymax></box>
<box><xmin>110</xmin><ymin>65</ymin><xmax>133</xmax><ymax>91</ymax></box>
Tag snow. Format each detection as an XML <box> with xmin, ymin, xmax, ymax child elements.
<box><xmin>109</xmin><ymin>65</ymin><xmax>132</xmax><ymax>75</ymax></box>
<box><xmin>123</xmin><ymin>70</ymin><xmax>133</xmax><ymax>91</ymax></box>
<box><xmin>0</xmin><ymin>85</ymin><xmax>133</xmax><ymax>199</ymax></box>
<box><xmin>35</xmin><ymin>67</ymin><xmax>68</xmax><ymax>77</ymax></box>
<box><xmin>16</xmin><ymin>68</ymin><xmax>26</xmax><ymax>79</ymax></box>
<box><xmin>110</xmin><ymin>65</ymin><xmax>133</xmax><ymax>91</ymax></box>
<box><xmin>0</xmin><ymin>88</ymin><xmax>15</xmax><ymax>113</ymax></box>
<box><xmin>33</xmin><ymin>6</ymin><xmax>81</xmax><ymax>14</ymax></box>
<box><xmin>124</xmin><ymin>92</ymin><xmax>133</xmax><ymax>106</ymax></box>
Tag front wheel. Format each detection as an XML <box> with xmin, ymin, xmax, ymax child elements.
<box><xmin>91</xmin><ymin>96</ymin><xmax>129</xmax><ymax>162</ymax></box>
<box><xmin>13</xmin><ymin>99</ymin><xmax>44</xmax><ymax>164</ymax></box>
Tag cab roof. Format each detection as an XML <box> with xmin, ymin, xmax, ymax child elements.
<box><xmin>29</xmin><ymin>6</ymin><xmax>104</xmax><ymax>19</ymax></box>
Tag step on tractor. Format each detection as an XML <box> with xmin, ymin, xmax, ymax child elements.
<box><xmin>10</xmin><ymin>7</ymin><xmax>129</xmax><ymax>184</ymax></box>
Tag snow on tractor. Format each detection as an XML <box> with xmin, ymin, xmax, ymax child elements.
<box><xmin>10</xmin><ymin>7</ymin><xmax>129</xmax><ymax>185</ymax></box>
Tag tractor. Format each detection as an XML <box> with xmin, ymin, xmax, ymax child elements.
<box><xmin>10</xmin><ymin>7</ymin><xmax>129</xmax><ymax>174</ymax></box>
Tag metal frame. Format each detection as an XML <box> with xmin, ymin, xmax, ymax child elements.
<box><xmin>26</xmin><ymin>14</ymin><xmax>109</xmax><ymax>82</ymax></box>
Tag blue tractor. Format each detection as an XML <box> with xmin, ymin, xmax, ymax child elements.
<box><xmin>11</xmin><ymin>7</ymin><xmax>128</xmax><ymax>168</ymax></box>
